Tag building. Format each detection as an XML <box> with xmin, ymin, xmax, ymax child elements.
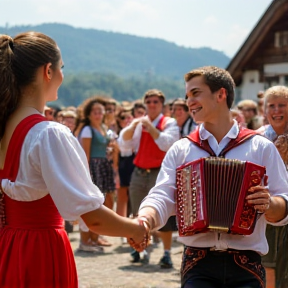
<box><xmin>227</xmin><ymin>0</ymin><xmax>288</xmax><ymax>103</ymax></box>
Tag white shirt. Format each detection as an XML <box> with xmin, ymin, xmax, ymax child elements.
<box><xmin>139</xmin><ymin>120</ymin><xmax>288</xmax><ymax>255</ymax></box>
<box><xmin>118</xmin><ymin>113</ymin><xmax>180</xmax><ymax>154</ymax></box>
<box><xmin>1</xmin><ymin>121</ymin><xmax>105</xmax><ymax>221</ymax></box>
<box><xmin>180</xmin><ymin>116</ymin><xmax>197</xmax><ymax>137</ymax></box>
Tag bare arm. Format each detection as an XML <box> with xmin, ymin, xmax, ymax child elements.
<box><xmin>110</xmin><ymin>140</ymin><xmax>119</xmax><ymax>170</ymax></box>
<box><xmin>81</xmin><ymin>205</ymin><xmax>147</xmax><ymax>244</ymax></box>
<box><xmin>81</xmin><ymin>137</ymin><xmax>91</xmax><ymax>162</ymax></box>
<box><xmin>122</xmin><ymin>118</ymin><xmax>141</xmax><ymax>141</ymax></box>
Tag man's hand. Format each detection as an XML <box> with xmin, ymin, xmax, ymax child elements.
<box><xmin>122</xmin><ymin>118</ymin><xmax>142</xmax><ymax>141</ymax></box>
<box><xmin>141</xmin><ymin>118</ymin><xmax>160</xmax><ymax>139</ymax></box>
<box><xmin>127</xmin><ymin>217</ymin><xmax>150</xmax><ymax>252</ymax></box>
<box><xmin>246</xmin><ymin>185</ymin><xmax>271</xmax><ymax>213</ymax></box>
<box><xmin>141</xmin><ymin>118</ymin><xmax>153</xmax><ymax>133</ymax></box>
<box><xmin>246</xmin><ymin>186</ymin><xmax>287</xmax><ymax>222</ymax></box>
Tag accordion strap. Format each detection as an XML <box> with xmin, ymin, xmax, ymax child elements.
<box><xmin>186</xmin><ymin>126</ymin><xmax>257</xmax><ymax>157</ymax></box>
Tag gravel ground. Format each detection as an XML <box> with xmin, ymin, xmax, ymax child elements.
<box><xmin>69</xmin><ymin>229</ymin><xmax>183</xmax><ymax>288</ymax></box>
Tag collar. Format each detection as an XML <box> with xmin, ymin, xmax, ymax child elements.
<box><xmin>149</xmin><ymin>113</ymin><xmax>164</xmax><ymax>126</ymax></box>
<box><xmin>264</xmin><ymin>125</ymin><xmax>278</xmax><ymax>141</ymax></box>
<box><xmin>199</xmin><ymin>120</ymin><xmax>239</xmax><ymax>141</ymax></box>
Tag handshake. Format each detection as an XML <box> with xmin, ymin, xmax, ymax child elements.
<box><xmin>127</xmin><ymin>217</ymin><xmax>151</xmax><ymax>252</ymax></box>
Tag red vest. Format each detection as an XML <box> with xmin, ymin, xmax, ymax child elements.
<box><xmin>134</xmin><ymin>116</ymin><xmax>169</xmax><ymax>169</ymax></box>
<box><xmin>186</xmin><ymin>126</ymin><xmax>257</xmax><ymax>156</ymax></box>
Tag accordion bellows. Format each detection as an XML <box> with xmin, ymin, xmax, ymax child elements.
<box><xmin>175</xmin><ymin>157</ymin><xmax>266</xmax><ymax>236</ymax></box>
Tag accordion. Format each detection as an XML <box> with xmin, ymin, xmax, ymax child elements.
<box><xmin>175</xmin><ymin>157</ymin><xmax>266</xmax><ymax>236</ymax></box>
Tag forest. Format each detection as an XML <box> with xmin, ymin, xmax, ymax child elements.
<box><xmin>1</xmin><ymin>23</ymin><xmax>231</xmax><ymax>106</ymax></box>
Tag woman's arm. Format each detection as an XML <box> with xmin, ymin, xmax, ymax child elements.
<box><xmin>81</xmin><ymin>205</ymin><xmax>148</xmax><ymax>245</ymax></box>
<box><xmin>110</xmin><ymin>140</ymin><xmax>119</xmax><ymax>170</ymax></box>
<box><xmin>81</xmin><ymin>137</ymin><xmax>91</xmax><ymax>162</ymax></box>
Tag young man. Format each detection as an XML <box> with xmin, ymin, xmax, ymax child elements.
<box><xmin>119</xmin><ymin>89</ymin><xmax>179</xmax><ymax>267</ymax></box>
<box><xmin>136</xmin><ymin>66</ymin><xmax>288</xmax><ymax>288</ymax></box>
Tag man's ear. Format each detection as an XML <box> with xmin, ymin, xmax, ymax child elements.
<box><xmin>44</xmin><ymin>63</ymin><xmax>53</xmax><ymax>81</ymax></box>
<box><xmin>217</xmin><ymin>88</ymin><xmax>227</xmax><ymax>103</ymax></box>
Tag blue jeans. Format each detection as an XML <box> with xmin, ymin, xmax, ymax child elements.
<box><xmin>181</xmin><ymin>247</ymin><xmax>265</xmax><ymax>288</ymax></box>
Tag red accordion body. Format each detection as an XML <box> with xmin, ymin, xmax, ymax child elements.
<box><xmin>175</xmin><ymin>157</ymin><xmax>266</xmax><ymax>236</ymax></box>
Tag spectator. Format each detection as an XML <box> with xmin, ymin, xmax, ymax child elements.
<box><xmin>162</xmin><ymin>99</ymin><xmax>173</xmax><ymax>117</ymax></box>
<box><xmin>104</xmin><ymin>98</ymin><xmax>118</xmax><ymax>133</ymax></box>
<box><xmin>230</xmin><ymin>109</ymin><xmax>246</xmax><ymax>128</ymax></box>
<box><xmin>62</xmin><ymin>110</ymin><xmax>77</xmax><ymax>132</ymax></box>
<box><xmin>237</xmin><ymin>99</ymin><xmax>263</xmax><ymax>130</ymax></box>
<box><xmin>44</xmin><ymin>105</ymin><xmax>55</xmax><ymax>121</ymax></box>
<box><xmin>77</xmin><ymin>98</ymin><xmax>117</xmax><ymax>251</ymax></box>
<box><xmin>115</xmin><ymin>110</ymin><xmax>135</xmax><ymax>241</ymax></box>
<box><xmin>118</xmin><ymin>89</ymin><xmax>179</xmax><ymax>267</ymax></box>
<box><xmin>132</xmin><ymin>101</ymin><xmax>146</xmax><ymax>118</ymax></box>
<box><xmin>171</xmin><ymin>98</ymin><xmax>197</xmax><ymax>136</ymax></box>
<box><xmin>257</xmin><ymin>85</ymin><xmax>288</xmax><ymax>288</ymax></box>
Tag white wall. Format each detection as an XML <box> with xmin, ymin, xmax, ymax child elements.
<box><xmin>238</xmin><ymin>70</ymin><xmax>264</xmax><ymax>101</ymax></box>
<box><xmin>264</xmin><ymin>63</ymin><xmax>288</xmax><ymax>75</ymax></box>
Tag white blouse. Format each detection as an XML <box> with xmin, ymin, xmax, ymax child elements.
<box><xmin>139</xmin><ymin>120</ymin><xmax>288</xmax><ymax>255</ymax></box>
<box><xmin>1</xmin><ymin>121</ymin><xmax>104</xmax><ymax>221</ymax></box>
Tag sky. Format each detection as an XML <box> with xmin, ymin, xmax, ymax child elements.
<box><xmin>1</xmin><ymin>0</ymin><xmax>273</xmax><ymax>58</ymax></box>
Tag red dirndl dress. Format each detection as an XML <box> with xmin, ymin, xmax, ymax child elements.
<box><xmin>0</xmin><ymin>115</ymin><xmax>78</xmax><ymax>288</ymax></box>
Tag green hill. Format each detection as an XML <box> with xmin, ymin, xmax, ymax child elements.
<box><xmin>1</xmin><ymin>23</ymin><xmax>230</xmax><ymax>79</ymax></box>
<box><xmin>1</xmin><ymin>23</ymin><xmax>230</xmax><ymax>106</ymax></box>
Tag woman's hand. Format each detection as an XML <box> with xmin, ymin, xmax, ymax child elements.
<box><xmin>127</xmin><ymin>218</ymin><xmax>150</xmax><ymax>252</ymax></box>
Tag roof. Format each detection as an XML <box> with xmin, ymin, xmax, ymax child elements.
<box><xmin>227</xmin><ymin>0</ymin><xmax>288</xmax><ymax>85</ymax></box>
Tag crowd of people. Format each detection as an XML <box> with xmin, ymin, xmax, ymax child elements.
<box><xmin>46</xmin><ymin>79</ymin><xmax>288</xmax><ymax>287</ymax></box>
<box><xmin>1</xmin><ymin>31</ymin><xmax>288</xmax><ymax>288</ymax></box>
<box><xmin>44</xmin><ymin>90</ymin><xmax>197</xmax><ymax>268</ymax></box>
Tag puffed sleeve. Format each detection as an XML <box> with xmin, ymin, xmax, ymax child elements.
<box><xmin>30</xmin><ymin>124</ymin><xmax>105</xmax><ymax>220</ymax></box>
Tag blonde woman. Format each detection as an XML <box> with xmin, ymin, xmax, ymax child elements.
<box><xmin>257</xmin><ymin>85</ymin><xmax>288</xmax><ymax>288</ymax></box>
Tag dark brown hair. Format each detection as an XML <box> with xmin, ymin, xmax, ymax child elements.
<box><xmin>132</xmin><ymin>100</ymin><xmax>146</xmax><ymax>117</ymax></box>
<box><xmin>0</xmin><ymin>32</ymin><xmax>60</xmax><ymax>139</ymax></box>
<box><xmin>82</xmin><ymin>96</ymin><xmax>106</xmax><ymax>126</ymax></box>
<box><xmin>184</xmin><ymin>66</ymin><xmax>235</xmax><ymax>109</ymax></box>
<box><xmin>172</xmin><ymin>98</ymin><xmax>189</xmax><ymax>112</ymax></box>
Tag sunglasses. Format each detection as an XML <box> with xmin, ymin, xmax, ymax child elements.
<box><xmin>106</xmin><ymin>109</ymin><xmax>115</xmax><ymax>113</ymax></box>
<box><xmin>145</xmin><ymin>100</ymin><xmax>160</xmax><ymax>105</ymax></box>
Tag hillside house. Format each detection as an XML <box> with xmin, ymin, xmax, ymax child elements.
<box><xmin>227</xmin><ymin>0</ymin><xmax>288</xmax><ymax>103</ymax></box>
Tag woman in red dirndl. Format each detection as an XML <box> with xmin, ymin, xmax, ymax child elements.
<box><xmin>0</xmin><ymin>32</ymin><xmax>149</xmax><ymax>288</ymax></box>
